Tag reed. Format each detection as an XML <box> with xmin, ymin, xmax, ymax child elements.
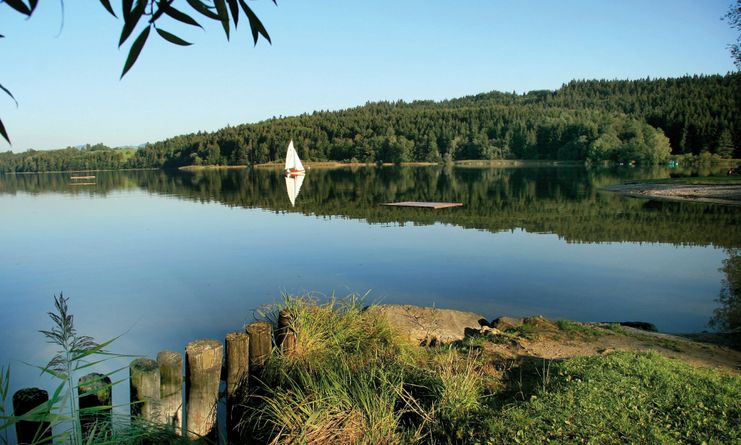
<box><xmin>0</xmin><ymin>294</ymin><xmax>184</xmax><ymax>445</ymax></box>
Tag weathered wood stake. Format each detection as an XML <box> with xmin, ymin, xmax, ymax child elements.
<box><xmin>130</xmin><ymin>358</ymin><xmax>161</xmax><ymax>424</ymax></box>
<box><xmin>246</xmin><ymin>321</ymin><xmax>273</xmax><ymax>373</ymax></box>
<box><xmin>225</xmin><ymin>331</ymin><xmax>249</xmax><ymax>442</ymax></box>
<box><xmin>225</xmin><ymin>331</ymin><xmax>250</xmax><ymax>399</ymax></box>
<box><xmin>157</xmin><ymin>350</ymin><xmax>183</xmax><ymax>433</ymax></box>
<box><xmin>185</xmin><ymin>339</ymin><xmax>223</xmax><ymax>440</ymax></box>
<box><xmin>78</xmin><ymin>373</ymin><xmax>112</xmax><ymax>438</ymax></box>
<box><xmin>12</xmin><ymin>387</ymin><xmax>52</xmax><ymax>445</ymax></box>
<box><xmin>278</xmin><ymin>309</ymin><xmax>297</xmax><ymax>355</ymax></box>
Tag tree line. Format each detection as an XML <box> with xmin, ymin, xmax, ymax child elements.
<box><xmin>1</xmin><ymin>73</ymin><xmax>737</xmax><ymax>173</ymax></box>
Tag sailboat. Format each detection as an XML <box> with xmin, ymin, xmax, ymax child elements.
<box><xmin>284</xmin><ymin>140</ymin><xmax>305</xmax><ymax>177</ymax></box>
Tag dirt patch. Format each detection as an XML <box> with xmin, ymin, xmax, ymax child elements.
<box><xmin>371</xmin><ymin>304</ymin><xmax>741</xmax><ymax>373</ymax></box>
<box><xmin>484</xmin><ymin>322</ymin><xmax>741</xmax><ymax>374</ymax></box>
<box><xmin>604</xmin><ymin>183</ymin><xmax>741</xmax><ymax>206</ymax></box>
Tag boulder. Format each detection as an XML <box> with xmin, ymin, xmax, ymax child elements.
<box><xmin>491</xmin><ymin>316</ymin><xmax>525</xmax><ymax>331</ymax></box>
<box><xmin>367</xmin><ymin>304</ymin><xmax>488</xmax><ymax>346</ymax></box>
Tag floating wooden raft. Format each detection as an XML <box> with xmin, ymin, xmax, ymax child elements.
<box><xmin>382</xmin><ymin>201</ymin><xmax>463</xmax><ymax>209</ymax></box>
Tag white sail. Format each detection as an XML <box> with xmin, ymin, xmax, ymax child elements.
<box><xmin>284</xmin><ymin>140</ymin><xmax>296</xmax><ymax>171</ymax></box>
<box><xmin>284</xmin><ymin>140</ymin><xmax>305</xmax><ymax>172</ymax></box>
<box><xmin>293</xmin><ymin>148</ymin><xmax>305</xmax><ymax>171</ymax></box>
<box><xmin>285</xmin><ymin>173</ymin><xmax>305</xmax><ymax>206</ymax></box>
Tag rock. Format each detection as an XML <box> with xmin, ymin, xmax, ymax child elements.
<box><xmin>491</xmin><ymin>316</ymin><xmax>525</xmax><ymax>331</ymax></box>
<box><xmin>366</xmin><ymin>304</ymin><xmax>487</xmax><ymax>346</ymax></box>
<box><xmin>619</xmin><ymin>321</ymin><xmax>658</xmax><ymax>332</ymax></box>
<box><xmin>478</xmin><ymin>325</ymin><xmax>504</xmax><ymax>335</ymax></box>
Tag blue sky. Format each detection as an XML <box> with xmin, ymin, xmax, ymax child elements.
<box><xmin>1</xmin><ymin>0</ymin><xmax>736</xmax><ymax>151</ymax></box>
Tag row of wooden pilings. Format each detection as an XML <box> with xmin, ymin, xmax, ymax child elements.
<box><xmin>12</xmin><ymin>311</ymin><xmax>296</xmax><ymax>444</ymax></box>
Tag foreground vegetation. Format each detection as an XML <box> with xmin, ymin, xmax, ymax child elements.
<box><xmin>1</xmin><ymin>74</ymin><xmax>738</xmax><ymax>172</ymax></box>
<box><xmin>0</xmin><ymin>294</ymin><xmax>186</xmax><ymax>445</ymax></box>
<box><xmin>232</xmin><ymin>297</ymin><xmax>741</xmax><ymax>444</ymax></box>
<box><xmin>3</xmin><ymin>295</ymin><xmax>739</xmax><ymax>444</ymax></box>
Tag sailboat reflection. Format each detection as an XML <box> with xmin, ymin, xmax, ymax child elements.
<box><xmin>285</xmin><ymin>172</ymin><xmax>305</xmax><ymax>206</ymax></box>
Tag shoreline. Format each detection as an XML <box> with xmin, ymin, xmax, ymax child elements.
<box><xmin>202</xmin><ymin>159</ymin><xmax>587</xmax><ymax>171</ymax></box>
<box><xmin>604</xmin><ymin>182</ymin><xmax>741</xmax><ymax>206</ymax></box>
<box><xmin>371</xmin><ymin>304</ymin><xmax>741</xmax><ymax>374</ymax></box>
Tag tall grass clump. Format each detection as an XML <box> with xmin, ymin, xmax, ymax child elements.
<box><xmin>252</xmin><ymin>363</ymin><xmax>403</xmax><ymax>444</ymax></box>
<box><xmin>244</xmin><ymin>294</ymin><xmax>495</xmax><ymax>444</ymax></box>
<box><xmin>264</xmin><ymin>294</ymin><xmax>407</xmax><ymax>373</ymax></box>
<box><xmin>247</xmin><ymin>295</ymin><xmax>412</xmax><ymax>443</ymax></box>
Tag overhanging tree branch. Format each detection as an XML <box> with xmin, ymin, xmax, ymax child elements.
<box><xmin>1</xmin><ymin>0</ymin><xmax>277</xmax><ymax>145</ymax></box>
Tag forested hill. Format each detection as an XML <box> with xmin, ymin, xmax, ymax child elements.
<box><xmin>1</xmin><ymin>73</ymin><xmax>738</xmax><ymax>172</ymax></box>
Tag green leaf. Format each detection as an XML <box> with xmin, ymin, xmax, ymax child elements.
<box><xmin>164</xmin><ymin>4</ymin><xmax>202</xmax><ymax>29</ymax></box>
<box><xmin>122</xmin><ymin>0</ymin><xmax>133</xmax><ymax>21</ymax></box>
<box><xmin>227</xmin><ymin>0</ymin><xmax>239</xmax><ymax>27</ymax></box>
<box><xmin>121</xmin><ymin>26</ymin><xmax>151</xmax><ymax>78</ymax></box>
<box><xmin>119</xmin><ymin>0</ymin><xmax>146</xmax><ymax>47</ymax></box>
<box><xmin>156</xmin><ymin>28</ymin><xmax>193</xmax><ymax>46</ymax></box>
<box><xmin>149</xmin><ymin>0</ymin><xmax>167</xmax><ymax>23</ymax></box>
<box><xmin>240</xmin><ymin>0</ymin><xmax>271</xmax><ymax>45</ymax></box>
<box><xmin>186</xmin><ymin>0</ymin><xmax>221</xmax><ymax>20</ymax></box>
<box><xmin>0</xmin><ymin>83</ymin><xmax>17</xmax><ymax>107</ymax></box>
<box><xmin>0</xmin><ymin>118</ymin><xmax>10</xmax><ymax>145</ymax></box>
<box><xmin>213</xmin><ymin>0</ymin><xmax>230</xmax><ymax>40</ymax></box>
<box><xmin>98</xmin><ymin>0</ymin><xmax>117</xmax><ymax>17</ymax></box>
<box><xmin>4</xmin><ymin>0</ymin><xmax>32</xmax><ymax>15</ymax></box>
<box><xmin>0</xmin><ymin>366</ymin><xmax>9</xmax><ymax>399</ymax></box>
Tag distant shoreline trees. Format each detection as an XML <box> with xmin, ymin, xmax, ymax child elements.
<box><xmin>1</xmin><ymin>73</ymin><xmax>738</xmax><ymax>173</ymax></box>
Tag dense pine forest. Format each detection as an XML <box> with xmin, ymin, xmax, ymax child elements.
<box><xmin>1</xmin><ymin>74</ymin><xmax>738</xmax><ymax>172</ymax></box>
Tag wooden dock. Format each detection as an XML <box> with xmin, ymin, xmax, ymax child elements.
<box><xmin>70</xmin><ymin>175</ymin><xmax>96</xmax><ymax>180</ymax></box>
<box><xmin>382</xmin><ymin>201</ymin><xmax>463</xmax><ymax>209</ymax></box>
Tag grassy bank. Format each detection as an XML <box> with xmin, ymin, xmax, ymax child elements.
<box><xmin>237</xmin><ymin>297</ymin><xmax>741</xmax><ymax>444</ymax></box>
<box><xmin>4</xmin><ymin>296</ymin><xmax>738</xmax><ymax>444</ymax></box>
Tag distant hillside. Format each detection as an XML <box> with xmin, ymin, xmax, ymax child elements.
<box><xmin>1</xmin><ymin>73</ymin><xmax>738</xmax><ymax>172</ymax></box>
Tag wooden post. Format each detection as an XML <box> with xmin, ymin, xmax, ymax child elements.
<box><xmin>225</xmin><ymin>331</ymin><xmax>249</xmax><ymax>399</ymax></box>
<box><xmin>225</xmin><ymin>331</ymin><xmax>249</xmax><ymax>442</ymax></box>
<box><xmin>130</xmin><ymin>358</ymin><xmax>161</xmax><ymax>424</ymax></box>
<box><xmin>12</xmin><ymin>388</ymin><xmax>52</xmax><ymax>445</ymax></box>
<box><xmin>78</xmin><ymin>373</ymin><xmax>112</xmax><ymax>439</ymax></box>
<box><xmin>157</xmin><ymin>350</ymin><xmax>183</xmax><ymax>433</ymax></box>
<box><xmin>246</xmin><ymin>321</ymin><xmax>273</xmax><ymax>373</ymax></box>
<box><xmin>185</xmin><ymin>339</ymin><xmax>223</xmax><ymax>440</ymax></box>
<box><xmin>278</xmin><ymin>309</ymin><xmax>297</xmax><ymax>355</ymax></box>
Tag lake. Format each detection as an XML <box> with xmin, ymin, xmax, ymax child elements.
<box><xmin>0</xmin><ymin>165</ymin><xmax>738</xmax><ymax>405</ymax></box>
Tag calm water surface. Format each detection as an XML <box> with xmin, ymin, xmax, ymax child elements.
<box><xmin>0</xmin><ymin>166</ymin><xmax>738</xmax><ymax>403</ymax></box>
